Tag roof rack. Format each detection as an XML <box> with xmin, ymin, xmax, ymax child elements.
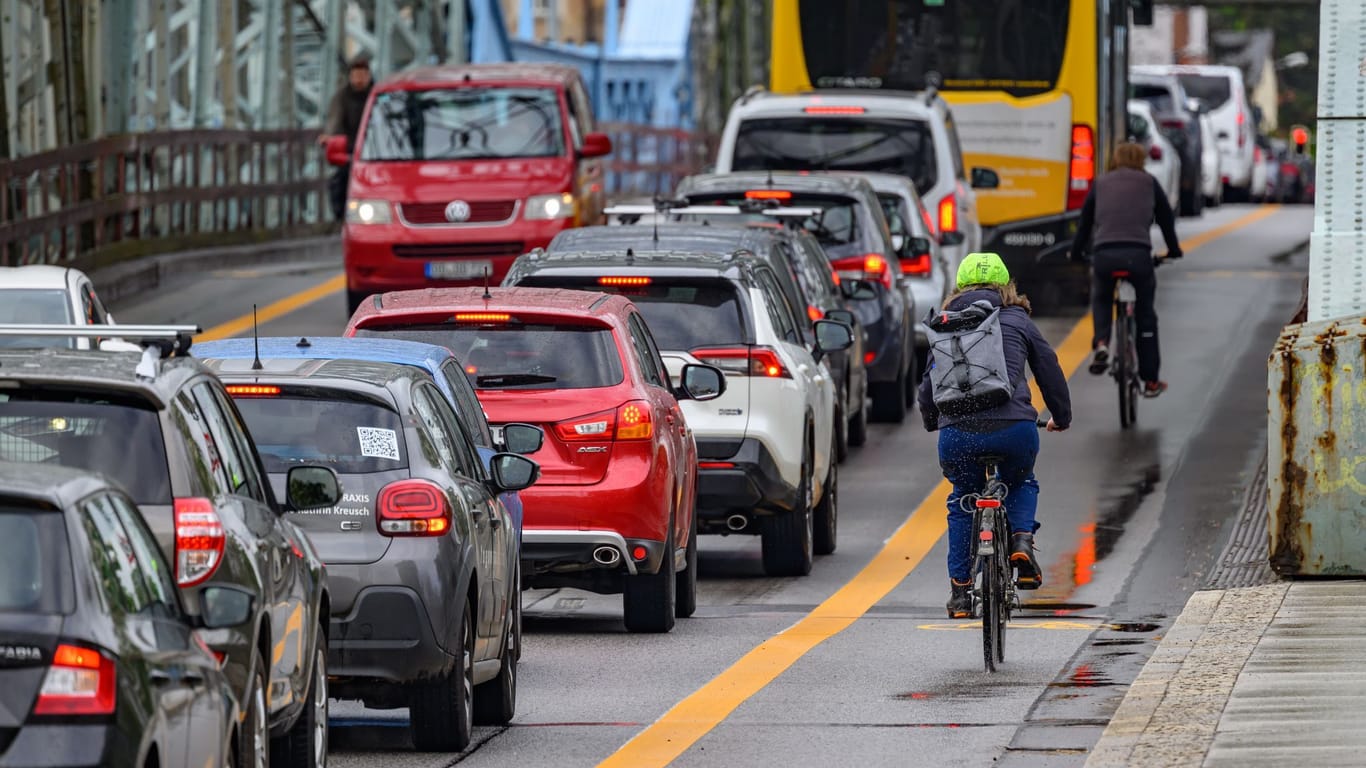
<box><xmin>0</xmin><ymin>324</ymin><xmax>201</xmax><ymax>378</ymax></box>
<box><xmin>604</xmin><ymin>204</ymin><xmax>821</xmax><ymax>219</ymax></box>
<box><xmin>739</xmin><ymin>84</ymin><xmax>767</xmax><ymax>105</ymax></box>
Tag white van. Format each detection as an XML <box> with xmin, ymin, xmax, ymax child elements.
<box><xmin>1136</xmin><ymin>65</ymin><xmax>1254</xmax><ymax>201</ymax></box>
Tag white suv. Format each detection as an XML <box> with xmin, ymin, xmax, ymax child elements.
<box><xmin>503</xmin><ymin>248</ymin><xmax>852</xmax><ymax>577</ymax></box>
<box><xmin>1136</xmin><ymin>65</ymin><xmax>1255</xmax><ymax>201</ymax></box>
<box><xmin>714</xmin><ymin>88</ymin><xmax>993</xmax><ymax>278</ymax></box>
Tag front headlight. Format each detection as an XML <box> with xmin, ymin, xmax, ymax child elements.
<box><xmin>525</xmin><ymin>193</ymin><xmax>577</xmax><ymax>221</ymax></box>
<box><xmin>346</xmin><ymin>199</ymin><xmax>392</xmax><ymax>225</ymax></box>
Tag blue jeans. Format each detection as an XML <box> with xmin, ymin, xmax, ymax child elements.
<box><xmin>938</xmin><ymin>421</ymin><xmax>1041</xmax><ymax>581</ymax></box>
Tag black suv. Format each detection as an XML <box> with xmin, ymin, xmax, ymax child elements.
<box><xmin>0</xmin><ymin>338</ymin><xmax>340</xmax><ymax>767</ymax></box>
<box><xmin>540</xmin><ymin>223</ymin><xmax>870</xmax><ymax>459</ymax></box>
<box><xmin>202</xmin><ymin>350</ymin><xmax>537</xmax><ymax>752</ymax></box>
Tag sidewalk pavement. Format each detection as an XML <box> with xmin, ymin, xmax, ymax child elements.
<box><xmin>1086</xmin><ymin>580</ymin><xmax>1366</xmax><ymax>767</ymax></box>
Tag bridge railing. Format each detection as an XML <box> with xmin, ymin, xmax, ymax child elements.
<box><xmin>600</xmin><ymin>122</ymin><xmax>713</xmax><ymax>198</ymax></box>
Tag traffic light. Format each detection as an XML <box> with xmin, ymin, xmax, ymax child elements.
<box><xmin>1291</xmin><ymin>125</ymin><xmax>1310</xmax><ymax>154</ymax></box>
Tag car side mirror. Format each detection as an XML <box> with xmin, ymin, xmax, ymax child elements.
<box><xmin>939</xmin><ymin>230</ymin><xmax>966</xmax><ymax>247</ymax></box>
<box><xmin>824</xmin><ymin>308</ymin><xmax>856</xmax><ymax>328</ymax></box>
<box><xmin>489</xmin><ymin>453</ymin><xmax>539</xmax><ymax>492</ymax></box>
<box><xmin>197</xmin><ymin>585</ymin><xmax>255</xmax><ymax>629</ymax></box>
<box><xmin>970</xmin><ymin>167</ymin><xmax>1000</xmax><ymax>189</ymax></box>
<box><xmin>285</xmin><ymin>465</ymin><xmax>342</xmax><ymax>511</ymax></box>
<box><xmin>500</xmin><ymin>423</ymin><xmax>544</xmax><ymax>454</ymax></box>
<box><xmin>324</xmin><ymin>135</ymin><xmax>350</xmax><ymax>167</ymax></box>
<box><xmin>840</xmin><ymin>278</ymin><xmax>878</xmax><ymax>301</ymax></box>
<box><xmin>581</xmin><ymin>132</ymin><xmax>613</xmax><ymax>159</ymax></box>
<box><xmin>812</xmin><ymin>318</ymin><xmax>854</xmax><ymax>363</ymax></box>
<box><xmin>678</xmin><ymin>363</ymin><xmax>726</xmax><ymax>401</ymax></box>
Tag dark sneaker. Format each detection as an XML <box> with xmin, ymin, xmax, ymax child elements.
<box><xmin>1088</xmin><ymin>345</ymin><xmax>1110</xmax><ymax>375</ymax></box>
<box><xmin>1142</xmin><ymin>380</ymin><xmax>1168</xmax><ymax>398</ymax></box>
<box><xmin>1011</xmin><ymin>533</ymin><xmax>1043</xmax><ymax>590</ymax></box>
<box><xmin>946</xmin><ymin>579</ymin><xmax>973</xmax><ymax>619</ymax></box>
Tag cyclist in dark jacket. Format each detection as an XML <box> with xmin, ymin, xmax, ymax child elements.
<box><xmin>919</xmin><ymin>253</ymin><xmax>1072</xmax><ymax>619</ymax></box>
<box><xmin>1069</xmin><ymin>142</ymin><xmax>1183</xmax><ymax>397</ymax></box>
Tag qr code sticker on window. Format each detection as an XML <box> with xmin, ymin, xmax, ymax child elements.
<box><xmin>356</xmin><ymin>427</ymin><xmax>400</xmax><ymax>461</ymax></box>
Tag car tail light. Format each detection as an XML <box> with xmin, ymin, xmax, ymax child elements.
<box><xmin>900</xmin><ymin>252</ymin><xmax>932</xmax><ymax>275</ymax></box>
<box><xmin>175</xmin><ymin>498</ymin><xmax>224</xmax><ymax>587</ymax></box>
<box><xmin>1148</xmin><ymin>144</ymin><xmax>1163</xmax><ymax>161</ymax></box>
<box><xmin>377</xmin><ymin>479</ymin><xmax>451</xmax><ymax>536</ymax></box>
<box><xmin>1068</xmin><ymin>124</ymin><xmax>1095</xmax><ymax>210</ymax></box>
<box><xmin>599</xmin><ymin>276</ymin><xmax>651</xmax><ymax>286</ymax></box>
<box><xmin>615</xmin><ymin>401</ymin><xmax>653</xmax><ymax>440</ymax></box>
<box><xmin>802</xmin><ymin>105</ymin><xmax>865</xmax><ymax>114</ymax></box>
<box><xmin>32</xmin><ymin>644</ymin><xmax>116</xmax><ymax>716</ymax></box>
<box><xmin>698</xmin><ymin>461</ymin><xmax>735</xmax><ymax>469</ymax></box>
<box><xmin>1237</xmin><ymin>110</ymin><xmax>1246</xmax><ymax>147</ymax></box>
<box><xmin>224</xmin><ymin>384</ymin><xmax>280</xmax><ymax>397</ymax></box>
<box><xmin>1254</xmin><ymin>146</ymin><xmax>1262</xmax><ymax>162</ymax></box>
<box><xmin>1159</xmin><ymin>118</ymin><xmax>1186</xmax><ymax>130</ymax></box>
<box><xmin>807</xmin><ymin>305</ymin><xmax>823</xmax><ymax>322</ymax></box>
<box><xmin>555</xmin><ymin>409</ymin><xmax>615</xmax><ymax>441</ymax></box>
<box><xmin>830</xmin><ymin>254</ymin><xmax>893</xmax><ymax>290</ymax></box>
<box><xmin>690</xmin><ymin>346</ymin><xmax>790</xmax><ymax>378</ymax></box>
<box><xmin>937</xmin><ymin>195</ymin><xmax>957</xmax><ymax>235</ymax></box>
<box><xmin>864</xmin><ymin>351</ymin><xmax>876</xmax><ymax>365</ymax></box>
<box><xmin>744</xmin><ymin>189</ymin><xmax>792</xmax><ymax>200</ymax></box>
<box><xmin>454</xmin><ymin>312</ymin><xmax>510</xmax><ymax>323</ymax></box>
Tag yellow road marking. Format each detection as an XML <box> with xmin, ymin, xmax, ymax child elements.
<box><xmin>196</xmin><ymin>273</ymin><xmax>344</xmax><ymax>342</ymax></box>
<box><xmin>597</xmin><ymin>204</ymin><xmax>1280</xmax><ymax>768</ymax></box>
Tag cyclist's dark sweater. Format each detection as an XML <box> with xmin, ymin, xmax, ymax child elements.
<box><xmin>918</xmin><ymin>289</ymin><xmax>1072</xmax><ymax>432</ymax></box>
<box><xmin>1069</xmin><ymin>167</ymin><xmax>1181</xmax><ymax>258</ymax></box>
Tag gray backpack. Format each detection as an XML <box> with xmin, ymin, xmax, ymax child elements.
<box><xmin>924</xmin><ymin>300</ymin><xmax>1013</xmax><ymax>417</ymax></box>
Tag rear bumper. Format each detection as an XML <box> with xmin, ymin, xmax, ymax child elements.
<box><xmin>328</xmin><ymin>585</ymin><xmax>457</xmax><ymax>688</ymax></box>
<box><xmin>521</xmin><ymin>530</ymin><xmax>667</xmax><ymax>592</ymax></box>
<box><xmin>0</xmin><ymin>724</ymin><xmax>120</xmax><ymax>767</ymax></box>
<box><xmin>696</xmin><ymin>437</ymin><xmax>798</xmax><ymax>516</ymax></box>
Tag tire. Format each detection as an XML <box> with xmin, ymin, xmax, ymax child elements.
<box><xmin>513</xmin><ymin>567</ymin><xmax>523</xmax><ymax>662</ymax></box>
<box><xmin>410</xmin><ymin>601</ymin><xmax>474</xmax><ymax>752</ymax></box>
<box><xmin>869</xmin><ymin>366</ymin><xmax>907</xmax><ymax>423</ymax></box>
<box><xmin>271</xmin><ymin>626</ymin><xmax>328</xmax><ymax>767</ymax></box>
<box><xmin>813</xmin><ymin>448</ymin><xmax>838</xmax><ymax>556</ymax></box>
<box><xmin>242</xmin><ymin>656</ymin><xmax>269</xmax><ymax>768</ymax></box>
<box><xmin>761</xmin><ymin>441</ymin><xmax>814</xmax><ymax>577</ymax></box>
<box><xmin>473</xmin><ymin>602</ymin><xmax>517</xmax><ymax>726</ymax></box>
<box><xmin>981</xmin><ymin>552</ymin><xmax>1000</xmax><ymax>674</ymax></box>
<box><xmin>675</xmin><ymin>511</ymin><xmax>698</xmax><ymax>618</ymax></box>
<box><xmin>847</xmin><ymin>384</ymin><xmax>869</xmax><ymax>448</ymax></box>
<box><xmin>833</xmin><ymin>394</ymin><xmax>849</xmax><ymax>464</ymax></box>
<box><xmin>995</xmin><ymin>536</ymin><xmax>1010</xmax><ymax>664</ymax></box>
<box><xmin>623</xmin><ymin>525</ymin><xmax>676</xmax><ymax>633</ymax></box>
<box><xmin>1116</xmin><ymin>313</ymin><xmax>1136</xmax><ymax>429</ymax></box>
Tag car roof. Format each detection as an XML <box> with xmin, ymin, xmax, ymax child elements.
<box><xmin>200</xmin><ymin>354</ymin><xmax>431</xmax><ymax>395</ymax></box>
<box><xmin>1134</xmin><ymin>63</ymin><xmax>1243</xmax><ymax>79</ymax></box>
<box><xmin>679</xmin><ymin>171</ymin><xmax>876</xmax><ymax>197</ymax></box>
<box><xmin>194</xmin><ymin>336</ymin><xmax>457</xmax><ymax>372</ymax></box>
<box><xmin>378</xmin><ymin>63</ymin><xmax>580</xmax><ymax>92</ymax></box>
<box><xmin>549</xmin><ymin>222</ymin><xmax>789</xmax><ymax>254</ymax></box>
<box><xmin>0</xmin><ymin>460</ymin><xmax>117</xmax><ymax>510</ymax></box>
<box><xmin>0</xmin><ymin>265</ymin><xmax>79</xmax><ymax>290</ymax></box>
<box><xmin>351</xmin><ymin>286</ymin><xmax>630</xmax><ymax>325</ymax></box>
<box><xmin>736</xmin><ymin>89</ymin><xmax>942</xmax><ymax>118</ymax></box>
<box><xmin>0</xmin><ymin>348</ymin><xmax>205</xmax><ymax>408</ymax></box>
<box><xmin>510</xmin><ymin>248</ymin><xmax>763</xmax><ymax>282</ymax></box>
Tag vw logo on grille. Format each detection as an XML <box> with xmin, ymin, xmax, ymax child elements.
<box><xmin>444</xmin><ymin>200</ymin><xmax>472</xmax><ymax>222</ymax></box>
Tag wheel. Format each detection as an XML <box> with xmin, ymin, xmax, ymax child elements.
<box><xmin>813</xmin><ymin>447</ymin><xmax>838</xmax><ymax>556</ymax></box>
<box><xmin>473</xmin><ymin>600</ymin><xmax>517</xmax><ymax>726</ymax></box>
<box><xmin>242</xmin><ymin>657</ymin><xmax>269</xmax><ymax>768</ymax></box>
<box><xmin>675</xmin><ymin>510</ymin><xmax>698</xmax><ymax>618</ymax></box>
<box><xmin>623</xmin><ymin>525</ymin><xmax>676</xmax><ymax>633</ymax></box>
<box><xmin>1115</xmin><ymin>310</ymin><xmax>1134</xmax><ymax>429</ymax></box>
<box><xmin>761</xmin><ymin>441</ymin><xmax>814</xmax><ymax>577</ymax></box>
<box><xmin>980</xmin><ymin>550</ymin><xmax>1000</xmax><ymax>674</ymax></box>
<box><xmin>847</xmin><ymin>383</ymin><xmax>869</xmax><ymax>448</ymax></box>
<box><xmin>869</xmin><ymin>366</ymin><xmax>907</xmax><ymax>423</ymax></box>
<box><xmin>833</xmin><ymin>394</ymin><xmax>849</xmax><ymax>464</ymax></box>
<box><xmin>271</xmin><ymin>626</ymin><xmax>328</xmax><ymax>767</ymax></box>
<box><xmin>410</xmin><ymin>601</ymin><xmax>474</xmax><ymax>752</ymax></box>
<box><xmin>513</xmin><ymin>566</ymin><xmax>523</xmax><ymax>661</ymax></box>
<box><xmin>995</xmin><ymin>533</ymin><xmax>1010</xmax><ymax>664</ymax></box>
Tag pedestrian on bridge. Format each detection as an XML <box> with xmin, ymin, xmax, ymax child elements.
<box><xmin>323</xmin><ymin>55</ymin><xmax>375</xmax><ymax>221</ymax></box>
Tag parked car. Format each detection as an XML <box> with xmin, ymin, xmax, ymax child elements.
<box><xmin>1139</xmin><ymin>64</ymin><xmax>1256</xmax><ymax>201</ymax></box>
<box><xmin>673</xmin><ymin>171</ymin><xmax>916</xmax><ymax>423</ymax></box>
<box><xmin>495</xmin><ymin>253</ymin><xmax>853</xmax><ymax>576</ymax></box>
<box><xmin>345</xmin><ymin>287</ymin><xmax>727</xmax><ymax>627</ymax></box>
<box><xmin>1196</xmin><ymin>109</ymin><xmax>1224</xmax><ymax>208</ymax></box>
<box><xmin>0</xmin><ymin>330</ymin><xmax>339</xmax><ymax>767</ymax></box>
<box><xmin>1261</xmin><ymin>136</ymin><xmax>1285</xmax><ymax>202</ymax></box>
<box><xmin>1129</xmin><ymin>71</ymin><xmax>1204</xmax><ymax>216</ymax></box>
<box><xmin>327</xmin><ymin>63</ymin><xmax>613</xmax><ymax>313</ymax></box>
<box><xmin>0</xmin><ymin>265</ymin><xmax>133</xmax><ymax>350</ymax></box>
<box><xmin>536</xmin><ymin>221</ymin><xmax>870</xmax><ymax>460</ymax></box>
<box><xmin>200</xmin><ymin>346</ymin><xmax>537</xmax><ymax>748</ymax></box>
<box><xmin>1127</xmin><ymin>100</ymin><xmax>1181</xmax><ymax>213</ymax></box>
<box><xmin>1250</xmin><ymin>134</ymin><xmax>1270</xmax><ymax>202</ymax></box>
<box><xmin>0</xmin><ymin>462</ymin><xmax>249</xmax><ymax>768</ymax></box>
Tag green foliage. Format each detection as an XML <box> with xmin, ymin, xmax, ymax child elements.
<box><xmin>1208</xmin><ymin>4</ymin><xmax>1319</xmax><ymax>135</ymax></box>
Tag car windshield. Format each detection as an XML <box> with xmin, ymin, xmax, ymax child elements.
<box><xmin>361</xmin><ymin>87</ymin><xmax>565</xmax><ymax>161</ymax></box>
<box><xmin>355</xmin><ymin>324</ymin><xmax>624</xmax><ymax>390</ymax></box>
<box><xmin>733</xmin><ymin>118</ymin><xmax>937</xmax><ymax>195</ymax></box>
<box><xmin>0</xmin><ymin>289</ymin><xmax>75</xmax><ymax>349</ymax></box>
<box><xmin>0</xmin><ymin>507</ymin><xmax>71</xmax><ymax>614</ymax></box>
<box><xmin>0</xmin><ymin>395</ymin><xmax>171</xmax><ymax>504</ymax></box>
<box><xmin>1177</xmin><ymin>75</ymin><xmax>1232</xmax><ymax>110</ymax></box>
<box><xmin>518</xmin><ymin>279</ymin><xmax>748</xmax><ymax>352</ymax></box>
<box><xmin>229</xmin><ymin>395</ymin><xmax>408</xmax><ymax>474</ymax></box>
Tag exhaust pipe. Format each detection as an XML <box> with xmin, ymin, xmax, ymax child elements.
<box><xmin>726</xmin><ymin>514</ymin><xmax>748</xmax><ymax>532</ymax></box>
<box><xmin>592</xmin><ymin>546</ymin><xmax>622</xmax><ymax>567</ymax></box>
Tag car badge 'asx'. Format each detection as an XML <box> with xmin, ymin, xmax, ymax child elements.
<box><xmin>445</xmin><ymin>200</ymin><xmax>472</xmax><ymax>222</ymax></box>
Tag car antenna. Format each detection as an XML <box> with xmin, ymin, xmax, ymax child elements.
<box><xmin>626</xmin><ymin>247</ymin><xmax>635</xmax><ymax>265</ymax></box>
<box><xmin>652</xmin><ymin>213</ymin><xmax>660</xmax><ymax>247</ymax></box>
<box><xmin>251</xmin><ymin>304</ymin><xmax>263</xmax><ymax>371</ymax></box>
<box><xmin>482</xmin><ymin>266</ymin><xmax>492</xmax><ymax>300</ymax></box>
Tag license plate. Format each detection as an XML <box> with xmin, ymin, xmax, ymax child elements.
<box><xmin>426</xmin><ymin>260</ymin><xmax>493</xmax><ymax>280</ymax></box>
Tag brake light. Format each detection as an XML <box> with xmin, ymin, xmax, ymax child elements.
<box><xmin>900</xmin><ymin>252</ymin><xmax>932</xmax><ymax>275</ymax></box>
<box><xmin>454</xmin><ymin>312</ymin><xmax>510</xmax><ymax>323</ymax></box>
<box><xmin>1237</xmin><ymin>110</ymin><xmax>1246</xmax><ymax>147</ymax></box>
<box><xmin>615</xmin><ymin>401</ymin><xmax>654</xmax><ymax>440</ymax></box>
<box><xmin>1068</xmin><ymin>124</ymin><xmax>1095</xmax><ymax>210</ymax></box>
<box><xmin>744</xmin><ymin>189</ymin><xmax>792</xmax><ymax>200</ymax></box>
<box><xmin>802</xmin><ymin>105</ymin><xmax>866</xmax><ymax>114</ymax></box>
<box><xmin>1148</xmin><ymin>144</ymin><xmax>1163</xmax><ymax>161</ymax></box>
<box><xmin>1159</xmin><ymin>118</ymin><xmax>1185</xmax><ymax>130</ymax></box>
<box><xmin>224</xmin><ymin>384</ymin><xmax>280</xmax><ymax>397</ymax></box>
<box><xmin>174</xmin><ymin>498</ymin><xmax>224</xmax><ymax>587</ymax></box>
<box><xmin>555</xmin><ymin>409</ymin><xmax>614</xmax><ymax>441</ymax></box>
<box><xmin>807</xmin><ymin>305</ymin><xmax>823</xmax><ymax>322</ymax></box>
<box><xmin>938</xmin><ymin>195</ymin><xmax>957</xmax><ymax>235</ymax></box>
<box><xmin>32</xmin><ymin>644</ymin><xmax>116</xmax><ymax>716</ymax></box>
<box><xmin>599</xmin><ymin>276</ymin><xmax>652</xmax><ymax>286</ymax></box>
<box><xmin>864</xmin><ymin>351</ymin><xmax>876</xmax><ymax>364</ymax></box>
<box><xmin>830</xmin><ymin>254</ymin><xmax>894</xmax><ymax>290</ymax></box>
<box><xmin>377</xmin><ymin>479</ymin><xmax>451</xmax><ymax>536</ymax></box>
<box><xmin>690</xmin><ymin>346</ymin><xmax>790</xmax><ymax>378</ymax></box>
<box><xmin>698</xmin><ymin>461</ymin><xmax>735</xmax><ymax>469</ymax></box>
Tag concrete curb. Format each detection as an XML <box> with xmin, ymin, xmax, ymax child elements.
<box><xmin>1084</xmin><ymin>583</ymin><xmax>1291</xmax><ymax>767</ymax></box>
<box><xmin>91</xmin><ymin>235</ymin><xmax>341</xmax><ymax>307</ymax></box>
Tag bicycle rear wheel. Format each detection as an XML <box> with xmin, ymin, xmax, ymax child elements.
<box><xmin>1115</xmin><ymin>305</ymin><xmax>1136</xmax><ymax>429</ymax></box>
<box><xmin>994</xmin><ymin>515</ymin><xmax>1010</xmax><ymax>664</ymax></box>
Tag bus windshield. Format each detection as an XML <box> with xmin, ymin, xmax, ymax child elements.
<box><xmin>797</xmin><ymin>0</ymin><xmax>1071</xmax><ymax>98</ymax></box>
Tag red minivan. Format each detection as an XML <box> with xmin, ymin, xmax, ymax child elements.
<box><xmin>328</xmin><ymin>64</ymin><xmax>612</xmax><ymax>312</ymax></box>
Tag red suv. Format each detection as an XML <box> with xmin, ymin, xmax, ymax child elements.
<box><xmin>344</xmin><ymin>287</ymin><xmax>726</xmax><ymax>633</ymax></box>
<box><xmin>327</xmin><ymin>64</ymin><xmax>612</xmax><ymax>313</ymax></box>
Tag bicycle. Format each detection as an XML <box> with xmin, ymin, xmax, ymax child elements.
<box><xmin>1106</xmin><ymin>256</ymin><xmax>1166</xmax><ymax>429</ymax></box>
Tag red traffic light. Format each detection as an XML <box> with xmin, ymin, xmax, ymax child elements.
<box><xmin>1292</xmin><ymin>127</ymin><xmax>1309</xmax><ymax>146</ymax></box>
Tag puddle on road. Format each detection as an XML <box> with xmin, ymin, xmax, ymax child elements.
<box><xmin>1107</xmin><ymin>621</ymin><xmax>1162</xmax><ymax>633</ymax></box>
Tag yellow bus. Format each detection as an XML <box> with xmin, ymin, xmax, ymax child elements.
<box><xmin>769</xmin><ymin>0</ymin><xmax>1131</xmax><ymax>303</ymax></box>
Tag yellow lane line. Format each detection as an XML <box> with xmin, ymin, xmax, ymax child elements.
<box><xmin>197</xmin><ymin>273</ymin><xmax>344</xmax><ymax>342</ymax></box>
<box><xmin>597</xmin><ymin>204</ymin><xmax>1280</xmax><ymax>768</ymax></box>
<box><xmin>1179</xmin><ymin>205</ymin><xmax>1280</xmax><ymax>252</ymax></box>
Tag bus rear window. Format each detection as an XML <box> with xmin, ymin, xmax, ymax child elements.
<box><xmin>797</xmin><ymin>0</ymin><xmax>1070</xmax><ymax>97</ymax></box>
<box><xmin>733</xmin><ymin>117</ymin><xmax>937</xmax><ymax>195</ymax></box>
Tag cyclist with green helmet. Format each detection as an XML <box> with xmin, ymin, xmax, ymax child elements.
<box><xmin>918</xmin><ymin>253</ymin><xmax>1073</xmax><ymax>619</ymax></box>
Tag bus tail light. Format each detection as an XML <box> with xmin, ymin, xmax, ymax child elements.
<box><xmin>690</xmin><ymin>346</ymin><xmax>790</xmax><ymax>378</ymax></box>
<box><xmin>174</xmin><ymin>498</ymin><xmax>224</xmax><ymax>587</ymax></box>
<box><xmin>1068</xmin><ymin>124</ymin><xmax>1096</xmax><ymax>210</ymax></box>
<box><xmin>32</xmin><ymin>644</ymin><xmax>117</xmax><ymax>716</ymax></box>
<box><xmin>377</xmin><ymin>480</ymin><xmax>451</xmax><ymax>536</ymax></box>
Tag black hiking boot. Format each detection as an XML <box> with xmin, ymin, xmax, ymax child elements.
<box><xmin>947</xmin><ymin>579</ymin><xmax>974</xmax><ymax>619</ymax></box>
<box><xmin>1011</xmin><ymin>533</ymin><xmax>1043</xmax><ymax>590</ymax></box>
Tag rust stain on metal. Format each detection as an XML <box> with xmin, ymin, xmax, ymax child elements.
<box><xmin>1271</xmin><ymin>342</ymin><xmax>1307</xmax><ymax>575</ymax></box>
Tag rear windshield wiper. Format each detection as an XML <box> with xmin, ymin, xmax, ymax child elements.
<box><xmin>475</xmin><ymin>373</ymin><xmax>558</xmax><ymax>387</ymax></box>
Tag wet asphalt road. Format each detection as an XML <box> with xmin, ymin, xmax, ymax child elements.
<box><xmin>113</xmin><ymin>203</ymin><xmax>1312</xmax><ymax>768</ymax></box>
